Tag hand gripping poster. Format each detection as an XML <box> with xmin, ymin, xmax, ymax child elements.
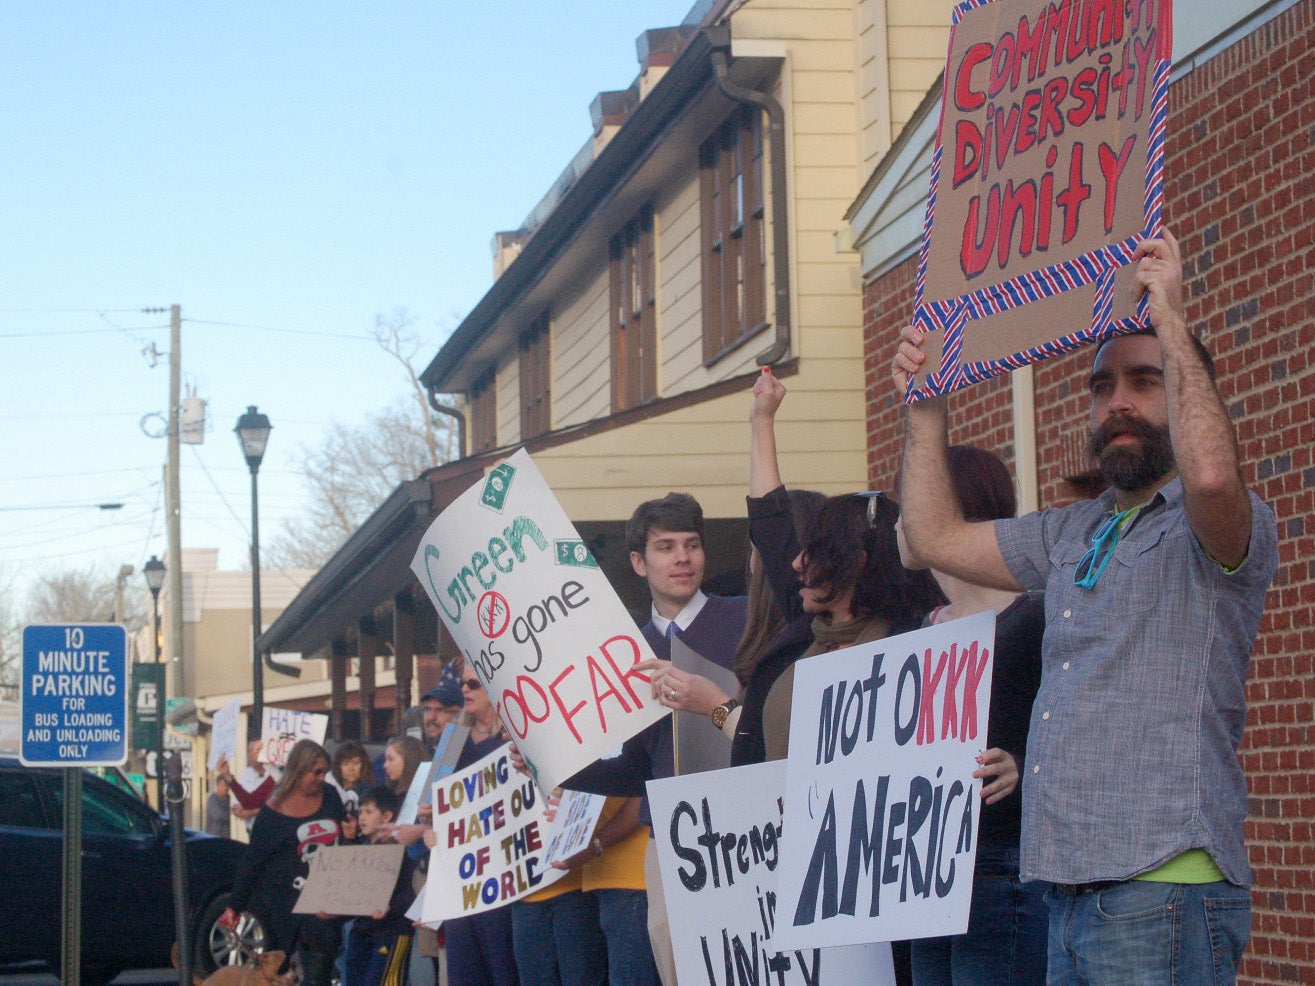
<box><xmin>422</xmin><ymin>743</ymin><xmax>564</xmax><ymax>923</ymax></box>
<box><xmin>410</xmin><ymin>448</ymin><xmax>668</xmax><ymax>793</ymax></box>
<box><xmin>648</xmin><ymin>761</ymin><xmax>895</xmax><ymax>986</ymax></box>
<box><xmin>909</xmin><ymin>0</ymin><xmax>1173</xmax><ymax>400</ymax></box>
<box><xmin>772</xmin><ymin>612</ymin><xmax>996</xmax><ymax>950</ymax></box>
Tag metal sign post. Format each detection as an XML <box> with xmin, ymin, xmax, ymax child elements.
<box><xmin>21</xmin><ymin>623</ymin><xmax>129</xmax><ymax>986</ymax></box>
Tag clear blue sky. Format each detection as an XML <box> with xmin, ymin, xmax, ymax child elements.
<box><xmin>1</xmin><ymin>1</ymin><xmax>694</xmax><ymax>611</ymax></box>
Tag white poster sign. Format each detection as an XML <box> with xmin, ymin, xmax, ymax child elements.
<box><xmin>410</xmin><ymin>449</ymin><xmax>668</xmax><ymax>792</ymax></box>
<box><xmin>293</xmin><ymin>843</ymin><xmax>404</xmax><ymax>916</ymax></box>
<box><xmin>542</xmin><ymin>789</ymin><xmax>607</xmax><ymax>866</ymax></box>
<box><xmin>773</xmin><ymin>613</ymin><xmax>995</xmax><ymax>950</ymax></box>
<box><xmin>260</xmin><ymin>706</ymin><xmax>329</xmax><ymax>768</ymax></box>
<box><xmin>648</xmin><ymin>761</ymin><xmax>895</xmax><ymax>985</ymax></box>
<box><xmin>207</xmin><ymin>698</ymin><xmax>242</xmax><ymax>771</ymax></box>
<box><xmin>421</xmin><ymin>744</ymin><xmax>564</xmax><ymax>923</ymax></box>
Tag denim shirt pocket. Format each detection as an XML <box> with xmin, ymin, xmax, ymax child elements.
<box><xmin>1051</xmin><ymin>527</ymin><xmax>1167</xmax><ymax>617</ymax></box>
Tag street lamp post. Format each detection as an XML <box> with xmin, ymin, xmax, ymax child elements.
<box><xmin>143</xmin><ymin>554</ymin><xmax>166</xmax><ymax>809</ymax></box>
<box><xmin>235</xmin><ymin>406</ymin><xmax>272</xmax><ymax>738</ymax></box>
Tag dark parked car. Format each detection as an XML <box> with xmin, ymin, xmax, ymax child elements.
<box><xmin>0</xmin><ymin>757</ymin><xmax>266</xmax><ymax>984</ymax></box>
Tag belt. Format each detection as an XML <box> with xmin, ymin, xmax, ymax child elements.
<box><xmin>1052</xmin><ymin>880</ymin><xmax>1118</xmax><ymax>896</ymax></box>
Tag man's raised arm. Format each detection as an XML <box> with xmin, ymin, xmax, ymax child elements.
<box><xmin>1135</xmin><ymin>230</ymin><xmax>1253</xmax><ymax>568</ymax></box>
<box><xmin>892</xmin><ymin>326</ymin><xmax>1021</xmax><ymax>590</ymax></box>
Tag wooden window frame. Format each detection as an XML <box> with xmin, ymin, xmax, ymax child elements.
<box><xmin>468</xmin><ymin>368</ymin><xmax>497</xmax><ymax>455</ymax></box>
<box><xmin>518</xmin><ymin>313</ymin><xmax>551</xmax><ymax>440</ymax></box>
<box><xmin>700</xmin><ymin>105</ymin><xmax>767</xmax><ymax>365</ymax></box>
<box><xmin>609</xmin><ymin>205</ymin><xmax>658</xmax><ymax>412</ymax></box>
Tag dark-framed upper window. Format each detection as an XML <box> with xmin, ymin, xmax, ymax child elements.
<box><xmin>700</xmin><ymin>105</ymin><xmax>767</xmax><ymax>364</ymax></box>
<box><xmin>610</xmin><ymin>205</ymin><xmax>658</xmax><ymax>411</ymax></box>
<box><xmin>469</xmin><ymin>367</ymin><xmax>497</xmax><ymax>455</ymax></box>
<box><xmin>518</xmin><ymin>313</ymin><xmax>551</xmax><ymax>440</ymax></box>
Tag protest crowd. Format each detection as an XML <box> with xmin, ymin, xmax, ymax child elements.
<box><xmin>207</xmin><ymin>226</ymin><xmax>1275</xmax><ymax>986</ymax></box>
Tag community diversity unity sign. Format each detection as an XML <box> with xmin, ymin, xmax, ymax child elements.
<box><xmin>909</xmin><ymin>0</ymin><xmax>1173</xmax><ymax>399</ymax></box>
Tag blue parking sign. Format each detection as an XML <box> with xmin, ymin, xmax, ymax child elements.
<box><xmin>21</xmin><ymin>624</ymin><xmax>129</xmax><ymax>767</ymax></box>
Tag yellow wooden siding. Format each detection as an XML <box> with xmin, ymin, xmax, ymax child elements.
<box><xmin>883</xmin><ymin>2</ymin><xmax>954</xmax><ymax>138</ymax></box>
<box><xmin>529</xmin><ymin>369</ymin><xmax>871</xmax><ymax>523</ymax></box>
<box><xmin>656</xmin><ymin>174</ymin><xmax>702</xmax><ymax>394</ymax></box>
<box><xmin>552</xmin><ymin>266</ymin><xmax>611</xmax><ymax>426</ymax></box>
<box><xmin>733</xmin><ymin>6</ymin><xmax>856</xmax><ymax>42</ymax></box>
<box><xmin>857</xmin><ymin>0</ymin><xmax>892</xmax><ymax>172</ymax></box>
<box><xmin>496</xmin><ymin>356</ymin><xmax>521</xmax><ymax>447</ymax></box>
<box><xmin>795</xmin><ymin>101</ymin><xmax>864</xmax><ymax>136</ymax></box>
<box><xmin>796</xmin><ymin>258</ymin><xmax>862</xmax><ymax>296</ymax></box>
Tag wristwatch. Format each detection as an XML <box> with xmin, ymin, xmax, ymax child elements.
<box><xmin>591</xmin><ymin>836</ymin><xmax>605</xmax><ymax>857</ymax></box>
<box><xmin>710</xmin><ymin>698</ymin><xmax>740</xmax><ymax>729</ymax></box>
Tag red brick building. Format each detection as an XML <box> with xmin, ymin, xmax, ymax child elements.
<box><xmin>857</xmin><ymin>3</ymin><xmax>1313</xmax><ymax>982</ymax></box>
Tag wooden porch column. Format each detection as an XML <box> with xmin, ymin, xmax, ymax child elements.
<box><xmin>393</xmin><ymin>591</ymin><xmax>416</xmax><ymax>738</ymax></box>
<box><xmin>358</xmin><ymin>615</ymin><xmax>378</xmax><ymax>741</ymax></box>
<box><xmin>330</xmin><ymin>637</ymin><xmax>348</xmax><ymax>740</ymax></box>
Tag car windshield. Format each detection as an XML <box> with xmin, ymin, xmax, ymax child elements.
<box><xmin>48</xmin><ymin>774</ymin><xmax>157</xmax><ymax>838</ymax></box>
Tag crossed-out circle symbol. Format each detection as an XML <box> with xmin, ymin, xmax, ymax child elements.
<box><xmin>477</xmin><ymin>591</ymin><xmax>511</xmax><ymax>639</ymax></box>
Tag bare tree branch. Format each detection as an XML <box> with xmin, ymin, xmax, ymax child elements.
<box><xmin>264</xmin><ymin>310</ymin><xmax>464</xmax><ymax>570</ymax></box>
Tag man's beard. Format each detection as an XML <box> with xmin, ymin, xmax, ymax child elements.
<box><xmin>1089</xmin><ymin>415</ymin><xmax>1175</xmax><ymax>492</ymax></box>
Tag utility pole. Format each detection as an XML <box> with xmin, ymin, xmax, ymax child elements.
<box><xmin>167</xmin><ymin>303</ymin><xmax>184</xmax><ymax>699</ymax></box>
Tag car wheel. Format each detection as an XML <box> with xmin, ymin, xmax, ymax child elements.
<box><xmin>195</xmin><ymin>893</ymin><xmax>267</xmax><ymax>973</ymax></box>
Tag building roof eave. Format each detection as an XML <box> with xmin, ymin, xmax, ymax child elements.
<box><xmin>255</xmin><ymin>478</ymin><xmax>434</xmax><ymax>656</ymax></box>
<box><xmin>420</xmin><ymin>25</ymin><xmax>773</xmax><ymax>395</ymax></box>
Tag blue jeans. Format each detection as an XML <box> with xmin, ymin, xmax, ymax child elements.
<box><xmin>510</xmin><ymin>891</ymin><xmax>607</xmax><ymax>986</ymax></box>
<box><xmin>446</xmin><ymin>908</ymin><xmax>520</xmax><ymax>986</ymax></box>
<box><xmin>594</xmin><ymin>889</ymin><xmax>660</xmax><ymax>986</ymax></box>
<box><xmin>910</xmin><ymin>844</ymin><xmax>1047</xmax><ymax>985</ymax></box>
<box><xmin>1045</xmin><ymin>879</ymin><xmax>1251</xmax><ymax>986</ymax></box>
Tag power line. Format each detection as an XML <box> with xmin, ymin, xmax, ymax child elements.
<box><xmin>185</xmin><ymin>317</ymin><xmax>376</xmax><ymax>342</ymax></box>
<box><xmin>189</xmin><ymin>446</ymin><xmax>250</xmax><ymax>536</ymax></box>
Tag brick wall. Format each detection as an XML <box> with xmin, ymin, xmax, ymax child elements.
<box><xmin>862</xmin><ymin>3</ymin><xmax>1315</xmax><ymax>982</ymax></box>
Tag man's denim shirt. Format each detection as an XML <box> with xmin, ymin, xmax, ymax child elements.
<box><xmin>995</xmin><ymin>476</ymin><xmax>1277</xmax><ymax>886</ymax></box>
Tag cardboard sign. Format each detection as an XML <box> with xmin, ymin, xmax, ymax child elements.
<box><xmin>293</xmin><ymin>843</ymin><xmax>405</xmax><ymax>916</ymax></box>
<box><xmin>421</xmin><ymin>744</ymin><xmax>564</xmax><ymax>923</ymax></box>
<box><xmin>648</xmin><ymin>761</ymin><xmax>895</xmax><ymax>985</ymax></box>
<box><xmin>410</xmin><ymin>449</ymin><xmax>668</xmax><ymax>792</ymax></box>
<box><xmin>399</xmin><ymin>723</ymin><xmax>470</xmax><ymax>825</ymax></box>
<box><xmin>671</xmin><ymin>634</ymin><xmax>738</xmax><ymax>776</ymax></box>
<box><xmin>260</xmin><ymin>706</ymin><xmax>329</xmax><ymax>768</ymax></box>
<box><xmin>909</xmin><ymin>0</ymin><xmax>1173</xmax><ymax>399</ymax></box>
<box><xmin>773</xmin><ymin>613</ymin><xmax>995</xmax><ymax>949</ymax></box>
<box><xmin>208</xmin><ymin>698</ymin><xmax>241</xmax><ymax>771</ymax></box>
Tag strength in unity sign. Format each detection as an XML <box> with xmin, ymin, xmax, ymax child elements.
<box><xmin>908</xmin><ymin>0</ymin><xmax>1173</xmax><ymax>400</ymax></box>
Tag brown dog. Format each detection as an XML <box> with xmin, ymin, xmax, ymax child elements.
<box><xmin>173</xmin><ymin>943</ymin><xmax>298</xmax><ymax>986</ymax></box>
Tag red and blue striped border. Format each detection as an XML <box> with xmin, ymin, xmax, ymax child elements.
<box><xmin>908</xmin><ymin>0</ymin><xmax>1172</xmax><ymax>402</ymax></box>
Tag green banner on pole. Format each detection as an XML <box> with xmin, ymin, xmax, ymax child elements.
<box><xmin>131</xmin><ymin>664</ymin><xmax>165</xmax><ymax>751</ymax></box>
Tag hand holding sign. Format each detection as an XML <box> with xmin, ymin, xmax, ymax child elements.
<box><xmin>410</xmin><ymin>450</ymin><xmax>668</xmax><ymax>792</ymax></box>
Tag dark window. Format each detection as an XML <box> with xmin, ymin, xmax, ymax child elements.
<box><xmin>469</xmin><ymin>368</ymin><xmax>497</xmax><ymax>454</ymax></box>
<box><xmin>610</xmin><ymin>206</ymin><xmax>658</xmax><ymax>411</ymax></box>
<box><xmin>0</xmin><ymin>770</ymin><xmax>49</xmax><ymax>829</ymax></box>
<box><xmin>519</xmin><ymin>313</ymin><xmax>551</xmax><ymax>440</ymax></box>
<box><xmin>700</xmin><ymin>105</ymin><xmax>767</xmax><ymax>364</ymax></box>
<box><xmin>50</xmin><ymin>773</ymin><xmax>155</xmax><ymax>838</ymax></box>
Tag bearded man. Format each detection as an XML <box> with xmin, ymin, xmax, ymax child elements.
<box><xmin>890</xmin><ymin>230</ymin><xmax>1277</xmax><ymax>985</ymax></box>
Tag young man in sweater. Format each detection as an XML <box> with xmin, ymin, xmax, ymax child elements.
<box><xmin>564</xmin><ymin>492</ymin><xmax>748</xmax><ymax>985</ymax></box>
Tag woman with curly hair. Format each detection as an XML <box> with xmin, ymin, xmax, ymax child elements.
<box><xmin>646</xmin><ymin>370</ymin><xmax>944</xmax><ymax>767</ymax></box>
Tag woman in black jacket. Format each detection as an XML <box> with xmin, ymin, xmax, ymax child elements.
<box><xmin>222</xmin><ymin>739</ymin><xmax>344</xmax><ymax>985</ymax></box>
